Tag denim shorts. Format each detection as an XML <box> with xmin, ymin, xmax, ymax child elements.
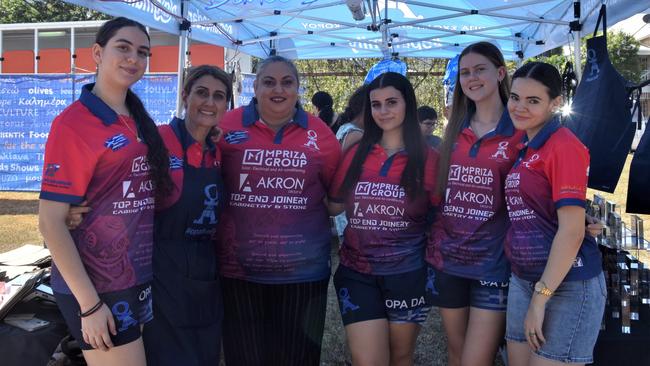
<box><xmin>333</xmin><ymin>265</ymin><xmax>432</xmax><ymax>325</ymax></box>
<box><xmin>505</xmin><ymin>273</ymin><xmax>606</xmax><ymax>364</ymax></box>
<box><xmin>424</xmin><ymin>266</ymin><xmax>509</xmax><ymax>311</ymax></box>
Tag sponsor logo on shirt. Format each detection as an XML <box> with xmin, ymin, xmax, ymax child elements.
<box><xmin>104</xmin><ymin>133</ymin><xmax>130</xmax><ymax>151</ymax></box>
<box><xmin>122</xmin><ymin>179</ymin><xmax>153</xmax><ymax>199</ymax></box>
<box><xmin>239</xmin><ymin>173</ymin><xmax>253</xmax><ymax>192</ymax></box>
<box><xmin>304</xmin><ymin>129</ymin><xmax>320</xmax><ymax>151</ymax></box>
<box><xmin>131</xmin><ymin>156</ymin><xmax>150</xmax><ymax>173</ymax></box>
<box><xmin>448</xmin><ymin>165</ymin><xmax>494</xmax><ymax>185</ymax></box>
<box><xmin>44</xmin><ymin>163</ymin><xmax>60</xmax><ymax>177</ymax></box>
<box><xmin>242</xmin><ymin>149</ymin><xmax>307</xmax><ymax>168</ymax></box>
<box><xmin>490</xmin><ymin>141</ymin><xmax>510</xmax><ymax>160</ymax></box>
<box><xmin>224</xmin><ymin>130</ymin><xmax>250</xmax><ymax>144</ymax></box>
<box><xmin>354</xmin><ymin>182</ymin><xmax>405</xmax><ymax>199</ymax></box>
<box><xmin>522</xmin><ymin>153</ymin><xmax>540</xmax><ymax>169</ymax></box>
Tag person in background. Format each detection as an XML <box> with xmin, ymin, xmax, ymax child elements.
<box><xmin>335</xmin><ymin>85</ymin><xmax>366</xmax><ymax>152</ymax></box>
<box><xmin>312</xmin><ymin>90</ymin><xmax>337</xmax><ymax>132</ymax></box>
<box><xmin>426</xmin><ymin>41</ymin><xmax>522</xmax><ymax>366</ymax></box>
<box><xmin>329</xmin><ymin>72</ymin><xmax>439</xmax><ymax>366</ymax></box>
<box><xmin>331</xmin><ymin>85</ymin><xmax>367</xmax><ymax>243</ymax></box>
<box><xmin>39</xmin><ymin>17</ymin><xmax>172</xmax><ymax>366</ymax></box>
<box><xmin>142</xmin><ymin>65</ymin><xmax>231</xmax><ymax>366</ymax></box>
<box><xmin>217</xmin><ymin>55</ymin><xmax>341</xmax><ymax>366</ymax></box>
<box><xmin>417</xmin><ymin>105</ymin><xmax>442</xmax><ymax>149</ymax></box>
<box><xmin>504</xmin><ymin>61</ymin><xmax>605</xmax><ymax>366</ymax></box>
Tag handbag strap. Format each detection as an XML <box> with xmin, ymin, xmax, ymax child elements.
<box><xmin>593</xmin><ymin>4</ymin><xmax>607</xmax><ymax>42</ymax></box>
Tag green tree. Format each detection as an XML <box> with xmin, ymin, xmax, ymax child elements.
<box><xmin>0</xmin><ymin>0</ymin><xmax>108</xmax><ymax>23</ymax></box>
<box><xmin>532</xmin><ymin>30</ymin><xmax>641</xmax><ymax>83</ymax></box>
<box><xmin>291</xmin><ymin>57</ymin><xmax>448</xmax><ymax>130</ymax></box>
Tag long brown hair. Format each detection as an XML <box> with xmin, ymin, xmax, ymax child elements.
<box><xmin>436</xmin><ymin>42</ymin><xmax>510</xmax><ymax>197</ymax></box>
<box><xmin>95</xmin><ymin>17</ymin><xmax>173</xmax><ymax>201</ymax></box>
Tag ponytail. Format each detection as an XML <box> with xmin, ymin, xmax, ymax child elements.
<box><xmin>125</xmin><ymin>89</ymin><xmax>173</xmax><ymax>202</ymax></box>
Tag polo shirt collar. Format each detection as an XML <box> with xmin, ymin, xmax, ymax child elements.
<box><xmin>526</xmin><ymin>117</ymin><xmax>561</xmax><ymax>150</ymax></box>
<box><xmin>170</xmin><ymin>117</ymin><xmax>216</xmax><ymax>152</ymax></box>
<box><xmin>78</xmin><ymin>83</ymin><xmax>120</xmax><ymax>126</ymax></box>
<box><xmin>242</xmin><ymin>98</ymin><xmax>308</xmax><ymax>129</ymax></box>
<box><xmin>462</xmin><ymin>108</ymin><xmax>514</xmax><ymax>137</ymax></box>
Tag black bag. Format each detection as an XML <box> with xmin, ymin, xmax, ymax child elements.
<box><xmin>564</xmin><ymin>4</ymin><xmax>636</xmax><ymax>193</ymax></box>
<box><xmin>627</xmin><ymin>81</ymin><xmax>650</xmax><ymax>214</ymax></box>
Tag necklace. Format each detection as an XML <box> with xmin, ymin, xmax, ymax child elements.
<box><xmin>119</xmin><ymin>115</ymin><xmax>141</xmax><ymax>143</ymax></box>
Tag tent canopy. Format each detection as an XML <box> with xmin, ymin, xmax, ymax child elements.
<box><xmin>64</xmin><ymin>0</ymin><xmax>647</xmax><ymax>60</ymax></box>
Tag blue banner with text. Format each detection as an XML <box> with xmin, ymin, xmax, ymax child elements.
<box><xmin>0</xmin><ymin>74</ymin><xmax>178</xmax><ymax>191</ymax></box>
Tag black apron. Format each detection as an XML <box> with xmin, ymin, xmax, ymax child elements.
<box><xmin>143</xmin><ymin>135</ymin><xmax>224</xmax><ymax>366</ymax></box>
<box><xmin>564</xmin><ymin>4</ymin><xmax>635</xmax><ymax>193</ymax></box>
<box><xmin>627</xmin><ymin>110</ymin><xmax>650</xmax><ymax>214</ymax></box>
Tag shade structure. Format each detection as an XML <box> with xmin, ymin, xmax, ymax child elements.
<box><xmin>61</xmin><ymin>0</ymin><xmax>648</xmax><ymax>60</ymax></box>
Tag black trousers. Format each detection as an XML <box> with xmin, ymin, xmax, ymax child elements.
<box><xmin>221</xmin><ymin>277</ymin><xmax>329</xmax><ymax>366</ymax></box>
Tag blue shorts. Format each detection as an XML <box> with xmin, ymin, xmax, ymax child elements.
<box><xmin>505</xmin><ymin>273</ymin><xmax>606</xmax><ymax>364</ymax></box>
<box><xmin>55</xmin><ymin>282</ymin><xmax>153</xmax><ymax>350</ymax></box>
<box><xmin>333</xmin><ymin>265</ymin><xmax>432</xmax><ymax>326</ymax></box>
<box><xmin>425</xmin><ymin>266</ymin><xmax>508</xmax><ymax>311</ymax></box>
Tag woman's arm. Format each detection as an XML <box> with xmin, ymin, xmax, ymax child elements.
<box><xmin>524</xmin><ymin>205</ymin><xmax>586</xmax><ymax>350</ymax></box>
<box><xmin>39</xmin><ymin>199</ymin><xmax>116</xmax><ymax>350</ymax></box>
<box><xmin>327</xmin><ymin>199</ymin><xmax>345</xmax><ymax>216</ymax></box>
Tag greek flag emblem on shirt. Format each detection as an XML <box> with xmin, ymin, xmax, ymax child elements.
<box><xmin>224</xmin><ymin>130</ymin><xmax>249</xmax><ymax>144</ymax></box>
<box><xmin>105</xmin><ymin>133</ymin><xmax>130</xmax><ymax>151</ymax></box>
<box><xmin>169</xmin><ymin>155</ymin><xmax>183</xmax><ymax>170</ymax></box>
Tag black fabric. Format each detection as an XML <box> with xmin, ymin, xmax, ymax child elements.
<box><xmin>0</xmin><ymin>298</ymin><xmax>68</xmax><ymax>366</ymax></box>
<box><xmin>626</xmin><ymin>104</ymin><xmax>650</xmax><ymax>214</ymax></box>
<box><xmin>564</xmin><ymin>5</ymin><xmax>635</xmax><ymax>193</ymax></box>
<box><xmin>221</xmin><ymin>277</ymin><xmax>329</xmax><ymax>366</ymax></box>
<box><xmin>592</xmin><ymin>304</ymin><xmax>650</xmax><ymax>365</ymax></box>
<box><xmin>143</xmin><ymin>124</ymin><xmax>224</xmax><ymax>366</ymax></box>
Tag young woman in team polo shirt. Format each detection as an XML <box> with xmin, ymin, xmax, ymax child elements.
<box><xmin>328</xmin><ymin>72</ymin><xmax>439</xmax><ymax>366</ymax></box>
<box><xmin>504</xmin><ymin>62</ymin><xmax>605</xmax><ymax>366</ymax></box>
<box><xmin>216</xmin><ymin>55</ymin><xmax>341</xmax><ymax>366</ymax></box>
<box><xmin>39</xmin><ymin>17</ymin><xmax>172</xmax><ymax>366</ymax></box>
<box><xmin>426</xmin><ymin>42</ymin><xmax>523</xmax><ymax>366</ymax></box>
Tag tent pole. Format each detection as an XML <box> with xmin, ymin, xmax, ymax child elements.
<box><xmin>0</xmin><ymin>30</ymin><xmax>3</xmax><ymax>74</ymax></box>
<box><xmin>175</xmin><ymin>0</ymin><xmax>189</xmax><ymax>118</ymax></box>
<box><xmin>573</xmin><ymin>30</ymin><xmax>581</xmax><ymax>82</ymax></box>
<box><xmin>34</xmin><ymin>29</ymin><xmax>39</xmax><ymax>73</ymax></box>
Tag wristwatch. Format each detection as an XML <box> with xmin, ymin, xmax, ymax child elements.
<box><xmin>534</xmin><ymin>281</ymin><xmax>553</xmax><ymax>297</ymax></box>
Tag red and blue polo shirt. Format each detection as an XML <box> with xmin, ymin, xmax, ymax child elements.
<box><xmin>217</xmin><ymin>99</ymin><xmax>341</xmax><ymax>284</ymax></box>
<box><xmin>504</xmin><ymin>118</ymin><xmax>601</xmax><ymax>282</ymax></box>
<box><xmin>426</xmin><ymin>110</ymin><xmax>524</xmax><ymax>282</ymax></box>
<box><xmin>329</xmin><ymin>145</ymin><xmax>439</xmax><ymax>275</ymax></box>
<box><xmin>40</xmin><ymin>83</ymin><xmax>154</xmax><ymax>294</ymax></box>
<box><xmin>157</xmin><ymin>117</ymin><xmax>221</xmax><ymax>211</ymax></box>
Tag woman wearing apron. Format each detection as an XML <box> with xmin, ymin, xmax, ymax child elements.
<box><xmin>143</xmin><ymin>65</ymin><xmax>231</xmax><ymax>365</ymax></box>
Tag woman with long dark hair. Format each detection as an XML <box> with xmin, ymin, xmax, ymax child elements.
<box><xmin>504</xmin><ymin>62</ymin><xmax>605</xmax><ymax>366</ymax></box>
<box><xmin>39</xmin><ymin>17</ymin><xmax>172</xmax><ymax>366</ymax></box>
<box><xmin>425</xmin><ymin>41</ymin><xmax>523</xmax><ymax>366</ymax></box>
<box><xmin>328</xmin><ymin>72</ymin><xmax>439</xmax><ymax>366</ymax></box>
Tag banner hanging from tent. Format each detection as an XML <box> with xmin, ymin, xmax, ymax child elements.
<box><xmin>0</xmin><ymin>74</ymin><xmax>178</xmax><ymax>191</ymax></box>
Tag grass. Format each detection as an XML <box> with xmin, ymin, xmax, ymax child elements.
<box><xmin>1</xmin><ymin>154</ymin><xmax>647</xmax><ymax>364</ymax></box>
